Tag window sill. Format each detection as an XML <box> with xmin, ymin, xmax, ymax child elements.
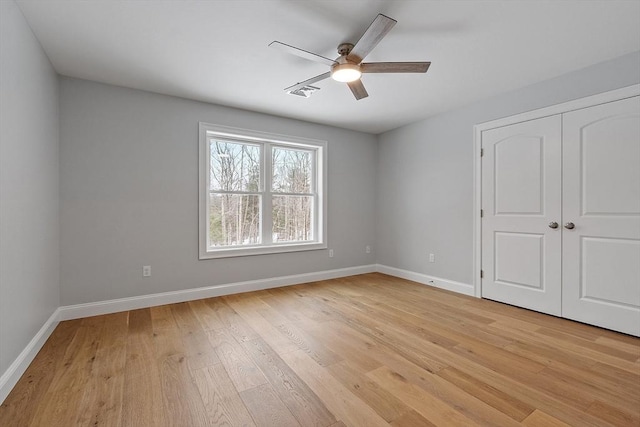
<box><xmin>199</xmin><ymin>242</ymin><xmax>327</xmax><ymax>260</ymax></box>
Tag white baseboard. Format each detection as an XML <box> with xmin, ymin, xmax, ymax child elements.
<box><xmin>0</xmin><ymin>308</ymin><xmax>60</xmax><ymax>404</ymax></box>
<box><xmin>376</xmin><ymin>264</ymin><xmax>475</xmax><ymax>296</ymax></box>
<box><xmin>58</xmin><ymin>264</ymin><xmax>377</xmax><ymax>321</ymax></box>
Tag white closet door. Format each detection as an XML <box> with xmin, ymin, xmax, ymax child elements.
<box><xmin>481</xmin><ymin>115</ymin><xmax>562</xmax><ymax>316</ymax></box>
<box><xmin>562</xmin><ymin>96</ymin><xmax>640</xmax><ymax>336</ymax></box>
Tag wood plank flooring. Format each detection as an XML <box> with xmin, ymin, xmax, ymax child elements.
<box><xmin>1</xmin><ymin>273</ymin><xmax>639</xmax><ymax>426</ymax></box>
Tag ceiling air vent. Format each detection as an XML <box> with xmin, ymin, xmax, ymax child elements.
<box><xmin>287</xmin><ymin>85</ymin><xmax>320</xmax><ymax>98</ymax></box>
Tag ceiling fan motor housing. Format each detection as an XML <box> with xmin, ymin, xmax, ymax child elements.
<box><xmin>331</xmin><ymin>44</ymin><xmax>362</xmax><ymax>82</ymax></box>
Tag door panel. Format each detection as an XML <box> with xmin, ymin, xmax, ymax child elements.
<box><xmin>581</xmin><ymin>237</ymin><xmax>640</xmax><ymax>307</ymax></box>
<box><xmin>494</xmin><ymin>136</ymin><xmax>544</xmax><ymax>215</ymax></box>
<box><xmin>482</xmin><ymin>115</ymin><xmax>562</xmax><ymax>316</ymax></box>
<box><xmin>494</xmin><ymin>232</ymin><xmax>544</xmax><ymax>289</ymax></box>
<box><xmin>581</xmin><ymin>114</ymin><xmax>640</xmax><ymax>215</ymax></box>
<box><xmin>562</xmin><ymin>96</ymin><xmax>640</xmax><ymax>336</ymax></box>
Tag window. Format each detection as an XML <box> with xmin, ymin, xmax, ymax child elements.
<box><xmin>199</xmin><ymin>123</ymin><xmax>327</xmax><ymax>259</ymax></box>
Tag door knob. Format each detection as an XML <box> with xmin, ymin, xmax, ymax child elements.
<box><xmin>548</xmin><ymin>222</ymin><xmax>559</xmax><ymax>229</ymax></box>
<box><xmin>564</xmin><ymin>222</ymin><xmax>575</xmax><ymax>230</ymax></box>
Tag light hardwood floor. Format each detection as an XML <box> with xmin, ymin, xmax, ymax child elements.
<box><xmin>1</xmin><ymin>273</ymin><xmax>639</xmax><ymax>426</ymax></box>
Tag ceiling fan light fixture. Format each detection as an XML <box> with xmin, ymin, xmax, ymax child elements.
<box><xmin>331</xmin><ymin>63</ymin><xmax>361</xmax><ymax>82</ymax></box>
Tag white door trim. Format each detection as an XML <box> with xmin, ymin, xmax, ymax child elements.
<box><xmin>472</xmin><ymin>84</ymin><xmax>640</xmax><ymax>298</ymax></box>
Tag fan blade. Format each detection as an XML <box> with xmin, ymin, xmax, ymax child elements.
<box><xmin>270</xmin><ymin>41</ymin><xmax>337</xmax><ymax>66</ymax></box>
<box><xmin>284</xmin><ymin>72</ymin><xmax>331</xmax><ymax>93</ymax></box>
<box><xmin>361</xmin><ymin>62</ymin><xmax>431</xmax><ymax>73</ymax></box>
<box><xmin>347</xmin><ymin>14</ymin><xmax>397</xmax><ymax>63</ymax></box>
<box><xmin>347</xmin><ymin>79</ymin><xmax>369</xmax><ymax>100</ymax></box>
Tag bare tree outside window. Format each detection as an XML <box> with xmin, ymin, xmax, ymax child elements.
<box><xmin>272</xmin><ymin>147</ymin><xmax>313</xmax><ymax>242</ymax></box>
<box><xmin>208</xmin><ymin>140</ymin><xmax>261</xmax><ymax>246</ymax></box>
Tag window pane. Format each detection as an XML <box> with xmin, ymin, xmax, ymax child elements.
<box><xmin>272</xmin><ymin>195</ymin><xmax>313</xmax><ymax>242</ymax></box>
<box><xmin>209</xmin><ymin>140</ymin><xmax>261</xmax><ymax>192</ymax></box>
<box><xmin>272</xmin><ymin>147</ymin><xmax>312</xmax><ymax>193</ymax></box>
<box><xmin>209</xmin><ymin>193</ymin><xmax>261</xmax><ymax>247</ymax></box>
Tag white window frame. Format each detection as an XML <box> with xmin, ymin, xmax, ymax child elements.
<box><xmin>199</xmin><ymin>123</ymin><xmax>327</xmax><ymax>259</ymax></box>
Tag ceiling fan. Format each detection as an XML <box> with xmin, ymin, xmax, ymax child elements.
<box><xmin>270</xmin><ymin>13</ymin><xmax>431</xmax><ymax>100</ymax></box>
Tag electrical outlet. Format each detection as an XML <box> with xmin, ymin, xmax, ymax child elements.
<box><xmin>329</xmin><ymin>249</ymin><xmax>334</xmax><ymax>258</ymax></box>
<box><xmin>365</xmin><ymin>245</ymin><xmax>371</xmax><ymax>254</ymax></box>
<box><xmin>142</xmin><ymin>265</ymin><xmax>151</xmax><ymax>277</ymax></box>
<box><xmin>429</xmin><ymin>253</ymin><xmax>435</xmax><ymax>263</ymax></box>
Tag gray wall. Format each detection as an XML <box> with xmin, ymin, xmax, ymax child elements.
<box><xmin>59</xmin><ymin>78</ymin><xmax>377</xmax><ymax>305</ymax></box>
<box><xmin>376</xmin><ymin>51</ymin><xmax>640</xmax><ymax>285</ymax></box>
<box><xmin>0</xmin><ymin>1</ymin><xmax>60</xmax><ymax>376</ymax></box>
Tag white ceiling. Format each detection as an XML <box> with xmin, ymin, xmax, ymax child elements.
<box><xmin>16</xmin><ymin>0</ymin><xmax>640</xmax><ymax>134</ymax></box>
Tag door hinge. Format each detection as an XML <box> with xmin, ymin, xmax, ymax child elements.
<box><xmin>480</xmin><ymin>148</ymin><xmax>484</xmax><ymax>157</ymax></box>
<box><xmin>480</xmin><ymin>209</ymin><xmax>484</xmax><ymax>218</ymax></box>
<box><xmin>480</xmin><ymin>269</ymin><xmax>484</xmax><ymax>278</ymax></box>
